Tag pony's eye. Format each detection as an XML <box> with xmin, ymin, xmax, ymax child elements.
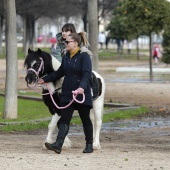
<box><xmin>32</xmin><ymin>63</ymin><xmax>38</xmax><ymax>68</ymax></box>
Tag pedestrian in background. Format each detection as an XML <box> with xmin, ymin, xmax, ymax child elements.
<box><xmin>127</xmin><ymin>41</ymin><xmax>132</xmax><ymax>54</ymax></box>
<box><xmin>98</xmin><ymin>32</ymin><xmax>106</xmax><ymax>50</ymax></box>
<box><xmin>105</xmin><ymin>36</ymin><xmax>110</xmax><ymax>50</ymax></box>
<box><xmin>152</xmin><ymin>43</ymin><xmax>161</xmax><ymax>64</ymax></box>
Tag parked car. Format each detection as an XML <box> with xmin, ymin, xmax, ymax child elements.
<box><xmin>37</xmin><ymin>35</ymin><xmax>56</xmax><ymax>43</ymax></box>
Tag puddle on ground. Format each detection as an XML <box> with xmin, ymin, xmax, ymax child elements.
<box><xmin>68</xmin><ymin>117</ymin><xmax>170</xmax><ymax>136</ymax></box>
<box><xmin>101</xmin><ymin>117</ymin><xmax>170</xmax><ymax>132</ymax></box>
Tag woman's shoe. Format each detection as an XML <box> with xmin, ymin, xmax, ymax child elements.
<box><xmin>45</xmin><ymin>141</ymin><xmax>62</xmax><ymax>154</ymax></box>
<box><xmin>45</xmin><ymin>124</ymin><xmax>69</xmax><ymax>154</ymax></box>
<box><xmin>83</xmin><ymin>143</ymin><xmax>93</xmax><ymax>153</ymax></box>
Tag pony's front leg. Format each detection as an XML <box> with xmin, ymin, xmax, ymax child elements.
<box><xmin>43</xmin><ymin>113</ymin><xmax>60</xmax><ymax>149</ymax></box>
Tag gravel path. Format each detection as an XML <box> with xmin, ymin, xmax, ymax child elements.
<box><xmin>0</xmin><ymin>126</ymin><xmax>170</xmax><ymax>170</ymax></box>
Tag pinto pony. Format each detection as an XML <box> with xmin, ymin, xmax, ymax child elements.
<box><xmin>24</xmin><ymin>48</ymin><xmax>105</xmax><ymax>149</ymax></box>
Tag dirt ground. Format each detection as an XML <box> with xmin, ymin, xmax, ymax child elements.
<box><xmin>0</xmin><ymin>127</ymin><xmax>170</xmax><ymax>170</ymax></box>
<box><xmin>0</xmin><ymin>59</ymin><xmax>170</xmax><ymax>170</ymax></box>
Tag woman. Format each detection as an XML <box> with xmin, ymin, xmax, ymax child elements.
<box><xmin>55</xmin><ymin>23</ymin><xmax>92</xmax><ymax>62</ymax></box>
<box><xmin>38</xmin><ymin>32</ymin><xmax>93</xmax><ymax>154</ymax></box>
<box><xmin>55</xmin><ymin>23</ymin><xmax>76</xmax><ymax>62</ymax></box>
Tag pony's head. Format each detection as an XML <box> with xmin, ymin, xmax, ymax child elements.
<box><xmin>24</xmin><ymin>48</ymin><xmax>45</xmax><ymax>84</ymax></box>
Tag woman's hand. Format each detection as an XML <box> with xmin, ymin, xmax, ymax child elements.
<box><xmin>38</xmin><ymin>78</ymin><xmax>45</xmax><ymax>84</ymax></box>
<box><xmin>72</xmin><ymin>88</ymin><xmax>84</xmax><ymax>95</ymax></box>
<box><xmin>76</xmin><ymin>87</ymin><xmax>84</xmax><ymax>94</ymax></box>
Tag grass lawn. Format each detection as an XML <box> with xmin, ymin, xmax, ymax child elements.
<box><xmin>98</xmin><ymin>49</ymin><xmax>149</xmax><ymax>60</ymax></box>
<box><xmin>0</xmin><ymin>96</ymin><xmax>49</xmax><ymax>122</ymax></box>
<box><xmin>0</xmin><ymin>96</ymin><xmax>149</xmax><ymax>133</ymax></box>
<box><xmin>0</xmin><ymin>46</ymin><xmax>149</xmax><ymax>61</ymax></box>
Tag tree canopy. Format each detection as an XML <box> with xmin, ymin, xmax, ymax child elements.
<box><xmin>107</xmin><ymin>0</ymin><xmax>170</xmax><ymax>80</ymax></box>
<box><xmin>162</xmin><ymin>24</ymin><xmax>170</xmax><ymax>64</ymax></box>
<box><xmin>122</xmin><ymin>0</ymin><xmax>170</xmax><ymax>35</ymax></box>
<box><xmin>108</xmin><ymin>0</ymin><xmax>170</xmax><ymax>40</ymax></box>
<box><xmin>107</xmin><ymin>1</ymin><xmax>132</xmax><ymax>40</ymax></box>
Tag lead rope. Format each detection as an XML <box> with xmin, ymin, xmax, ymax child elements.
<box><xmin>45</xmin><ymin>83</ymin><xmax>85</xmax><ymax>109</ymax></box>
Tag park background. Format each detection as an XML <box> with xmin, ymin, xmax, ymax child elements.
<box><xmin>0</xmin><ymin>1</ymin><xmax>170</xmax><ymax>169</ymax></box>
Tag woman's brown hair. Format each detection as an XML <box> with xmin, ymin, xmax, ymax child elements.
<box><xmin>62</xmin><ymin>23</ymin><xmax>76</xmax><ymax>33</ymax></box>
<box><xmin>69</xmin><ymin>32</ymin><xmax>89</xmax><ymax>47</ymax></box>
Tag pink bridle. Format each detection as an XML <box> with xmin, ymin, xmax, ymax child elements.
<box><xmin>27</xmin><ymin>58</ymin><xmax>44</xmax><ymax>81</ymax></box>
<box><xmin>26</xmin><ymin>58</ymin><xmax>44</xmax><ymax>90</ymax></box>
<box><xmin>26</xmin><ymin>58</ymin><xmax>49</xmax><ymax>95</ymax></box>
<box><xmin>26</xmin><ymin>57</ymin><xmax>85</xmax><ymax>109</ymax></box>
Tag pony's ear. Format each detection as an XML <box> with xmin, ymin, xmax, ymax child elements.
<box><xmin>28</xmin><ymin>48</ymin><xmax>32</xmax><ymax>53</ymax></box>
<box><xmin>37</xmin><ymin>48</ymin><xmax>42</xmax><ymax>56</ymax></box>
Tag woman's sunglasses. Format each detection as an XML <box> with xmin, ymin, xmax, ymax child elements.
<box><xmin>65</xmin><ymin>41</ymin><xmax>74</xmax><ymax>45</ymax></box>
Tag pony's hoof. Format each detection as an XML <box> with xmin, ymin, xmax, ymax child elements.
<box><xmin>62</xmin><ymin>137</ymin><xmax>72</xmax><ymax>148</ymax></box>
<box><xmin>93</xmin><ymin>143</ymin><xmax>101</xmax><ymax>150</ymax></box>
<box><xmin>42</xmin><ymin>144</ymin><xmax>47</xmax><ymax>150</ymax></box>
<box><xmin>62</xmin><ymin>142</ymin><xmax>72</xmax><ymax>148</ymax></box>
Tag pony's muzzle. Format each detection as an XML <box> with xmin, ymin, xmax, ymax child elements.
<box><xmin>25</xmin><ymin>73</ymin><xmax>37</xmax><ymax>84</ymax></box>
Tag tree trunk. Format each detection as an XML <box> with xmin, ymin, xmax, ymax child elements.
<box><xmin>29</xmin><ymin>19</ymin><xmax>35</xmax><ymax>50</ymax></box>
<box><xmin>23</xmin><ymin>16</ymin><xmax>30</xmax><ymax>57</ymax></box>
<box><xmin>22</xmin><ymin>17</ymin><xmax>25</xmax><ymax>52</ymax></box>
<box><xmin>149</xmin><ymin>33</ymin><xmax>153</xmax><ymax>81</ymax></box>
<box><xmin>136</xmin><ymin>38</ymin><xmax>140</xmax><ymax>60</ymax></box>
<box><xmin>3</xmin><ymin>0</ymin><xmax>18</xmax><ymax>119</ymax></box>
<box><xmin>0</xmin><ymin>15</ymin><xmax>4</xmax><ymax>55</ymax></box>
<box><xmin>82</xmin><ymin>14</ymin><xmax>87</xmax><ymax>32</ymax></box>
<box><xmin>88</xmin><ymin>0</ymin><xmax>98</xmax><ymax>71</ymax></box>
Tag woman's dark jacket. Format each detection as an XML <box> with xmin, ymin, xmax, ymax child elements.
<box><xmin>43</xmin><ymin>51</ymin><xmax>93</xmax><ymax>108</ymax></box>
